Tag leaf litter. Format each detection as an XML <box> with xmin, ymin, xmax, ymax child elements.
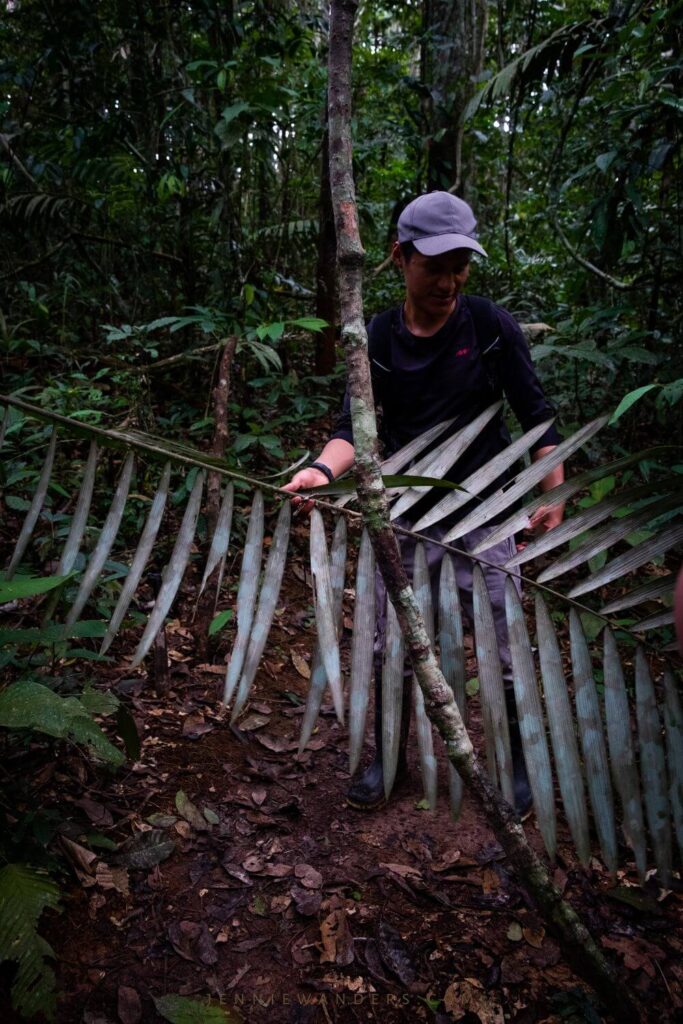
<box><xmin>23</xmin><ymin>568</ymin><xmax>683</xmax><ymax>1024</ymax></box>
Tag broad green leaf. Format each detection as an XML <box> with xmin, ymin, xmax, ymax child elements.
<box><xmin>0</xmin><ymin>681</ymin><xmax>124</xmax><ymax>766</ymax></box>
<box><xmin>289</xmin><ymin>316</ymin><xmax>328</xmax><ymax>332</ymax></box>
<box><xmin>0</xmin><ymin>573</ymin><xmax>75</xmax><ymax>603</ymax></box>
<box><xmin>153</xmin><ymin>994</ymin><xmax>236</xmax><ymax>1023</ymax></box>
<box><xmin>209</xmin><ymin>609</ymin><xmax>234</xmax><ymax>636</ymax></box>
<box><xmin>609</xmin><ymin>384</ymin><xmax>658</xmax><ymax>425</ymax></box>
<box><xmin>0</xmin><ymin>620</ymin><xmax>107</xmax><ymax>645</ymax></box>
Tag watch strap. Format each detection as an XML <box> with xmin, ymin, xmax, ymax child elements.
<box><xmin>309</xmin><ymin>461</ymin><xmax>334</xmax><ymax>484</ymax></box>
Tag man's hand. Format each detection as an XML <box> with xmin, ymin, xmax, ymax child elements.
<box><xmin>528</xmin><ymin>502</ymin><xmax>565</xmax><ymax>535</ymax></box>
<box><xmin>282</xmin><ymin>467</ymin><xmax>331</xmax><ymax>516</ymax></box>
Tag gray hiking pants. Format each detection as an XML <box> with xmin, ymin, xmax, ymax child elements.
<box><xmin>374</xmin><ymin>519</ymin><xmax>521</xmax><ymax>687</ymax></box>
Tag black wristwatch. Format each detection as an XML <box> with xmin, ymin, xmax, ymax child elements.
<box><xmin>309</xmin><ymin>461</ymin><xmax>334</xmax><ymax>484</ymax></box>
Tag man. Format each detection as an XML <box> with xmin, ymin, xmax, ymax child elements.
<box><xmin>284</xmin><ymin>191</ymin><xmax>564</xmax><ymax>815</ymax></box>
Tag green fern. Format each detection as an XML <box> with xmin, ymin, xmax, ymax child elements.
<box><xmin>0</xmin><ymin>864</ymin><xmax>61</xmax><ymax>1021</ymax></box>
<box><xmin>0</xmin><ymin>680</ymin><xmax>124</xmax><ymax>767</ymax></box>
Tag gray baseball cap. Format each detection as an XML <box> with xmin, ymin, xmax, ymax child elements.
<box><xmin>397</xmin><ymin>191</ymin><xmax>488</xmax><ymax>258</ymax></box>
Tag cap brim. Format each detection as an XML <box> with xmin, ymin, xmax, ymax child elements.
<box><xmin>413</xmin><ymin>234</ymin><xmax>488</xmax><ymax>258</ymax></box>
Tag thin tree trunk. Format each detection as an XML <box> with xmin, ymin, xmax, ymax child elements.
<box><xmin>327</xmin><ymin>2</ymin><xmax>639</xmax><ymax>1018</ymax></box>
<box><xmin>196</xmin><ymin>336</ymin><xmax>237</xmax><ymax>660</ymax></box>
<box><xmin>315</xmin><ymin>123</ymin><xmax>337</xmax><ymax>375</ymax></box>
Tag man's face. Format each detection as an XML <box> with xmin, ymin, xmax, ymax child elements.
<box><xmin>392</xmin><ymin>244</ymin><xmax>471</xmax><ymax>322</ymax></box>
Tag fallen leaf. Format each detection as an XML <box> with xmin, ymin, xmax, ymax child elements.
<box><xmin>242</xmin><ymin>855</ymin><xmax>265</xmax><ymax>874</ymax></box>
<box><xmin>174</xmin><ymin>821</ymin><xmax>192</xmax><ymax>839</ymax></box>
<box><xmin>116</xmin><ymin>830</ymin><xmax>175</xmax><ymax>869</ymax></box>
<box><xmin>602</xmin><ymin>935</ymin><xmax>665</xmax><ymax>977</ymax></box>
<box><xmin>117</xmin><ymin>985</ymin><xmax>141</xmax><ymax>1024</ymax></box>
<box><xmin>221</xmin><ymin>861</ymin><xmax>253</xmax><ymax>886</ymax></box>
<box><xmin>481</xmin><ymin>867</ymin><xmax>500</xmax><ymax>894</ymax></box>
<box><xmin>291</xmin><ymin>652</ymin><xmax>311</xmax><ymax>679</ymax></box>
<box><xmin>291</xmin><ymin>886</ymin><xmax>322</xmax><ymax>916</ymax></box>
<box><xmin>175</xmin><ymin>790</ymin><xmax>209</xmax><ymax>831</ymax></box>
<box><xmin>432</xmin><ymin>849</ymin><xmax>461</xmax><ymax>873</ymax></box>
<box><xmin>507</xmin><ymin>922</ymin><xmax>523</xmax><ymax>942</ymax></box>
<box><xmin>96</xmin><ymin>863</ymin><xmax>130</xmax><ymax>897</ymax></box>
<box><xmin>444</xmin><ymin>978</ymin><xmax>504</xmax><ymax>1023</ymax></box>
<box><xmin>167</xmin><ymin>920</ymin><xmax>218</xmax><ymax>966</ymax></box>
<box><xmin>377</xmin><ymin>920</ymin><xmax>416</xmax><ymax>985</ymax></box>
<box><xmin>60</xmin><ymin>836</ymin><xmax>98</xmax><ymax>880</ymax></box>
<box><xmin>182</xmin><ymin>713</ymin><xmax>213</xmax><ymax>739</ymax></box>
<box><xmin>291</xmin><ymin>930</ymin><xmax>315</xmax><ymax>964</ymax></box>
<box><xmin>254</xmin><ymin>733</ymin><xmax>293</xmax><ymax>753</ymax></box>
<box><xmin>147</xmin><ymin>813</ymin><xmax>178</xmax><ymax>828</ymax></box>
<box><xmin>250</xmin><ymin>894</ymin><xmax>268</xmax><ymax>917</ymax></box>
<box><xmin>262</xmin><ymin>863</ymin><xmax>293</xmax><ymax>878</ymax></box>
<box><xmin>238</xmin><ymin>712</ymin><xmax>270</xmax><ymax>732</ymax></box>
<box><xmin>271</xmin><ymin>895</ymin><xmax>292</xmax><ymax>913</ymax></box>
<box><xmin>203</xmin><ymin>808</ymin><xmax>219</xmax><ymax>825</ymax></box>
<box><xmin>75</xmin><ymin>798</ymin><xmax>114</xmax><ymax>828</ymax></box>
<box><xmin>523</xmin><ymin>925</ymin><xmax>545</xmax><ymax>949</ymax></box>
<box><xmin>359</xmin><ymin>832</ymin><xmax>382</xmax><ymax>849</ymax></box>
<box><xmin>380</xmin><ymin>862</ymin><xmax>421</xmax><ymax>880</ymax></box>
<box><xmin>295</xmin><ymin>863</ymin><xmax>323</xmax><ymax>889</ymax></box>
<box><xmin>251</xmin><ymin>787</ymin><xmax>267</xmax><ymax>807</ymax></box>
<box><xmin>320</xmin><ymin>907</ymin><xmax>354</xmax><ymax>966</ymax></box>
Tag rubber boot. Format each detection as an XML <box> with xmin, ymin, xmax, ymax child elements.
<box><xmin>506</xmin><ymin>690</ymin><xmax>533</xmax><ymax>819</ymax></box>
<box><xmin>346</xmin><ymin>665</ymin><xmax>411</xmax><ymax>810</ymax></box>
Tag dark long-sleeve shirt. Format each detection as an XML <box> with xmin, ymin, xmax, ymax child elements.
<box><xmin>330</xmin><ymin>295</ymin><xmax>560</xmax><ymax>522</ymax></box>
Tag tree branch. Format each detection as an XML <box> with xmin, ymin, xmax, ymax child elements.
<box><xmin>550</xmin><ymin>214</ymin><xmax>639</xmax><ymax>291</ymax></box>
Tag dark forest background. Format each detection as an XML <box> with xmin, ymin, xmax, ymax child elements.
<box><xmin>1</xmin><ymin>0</ymin><xmax>681</xmax><ymax>467</ymax></box>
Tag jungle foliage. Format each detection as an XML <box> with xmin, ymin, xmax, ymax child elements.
<box><xmin>0</xmin><ymin>1</ymin><xmax>682</xmax><ymax>1019</ymax></box>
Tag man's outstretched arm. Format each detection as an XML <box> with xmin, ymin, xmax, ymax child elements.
<box><xmin>282</xmin><ymin>438</ymin><xmax>355</xmax><ymax>499</ymax></box>
<box><xmin>528</xmin><ymin>445</ymin><xmax>565</xmax><ymax>533</ymax></box>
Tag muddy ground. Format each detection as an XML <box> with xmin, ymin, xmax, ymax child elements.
<box><xmin>3</xmin><ymin>525</ymin><xmax>683</xmax><ymax>1024</ymax></box>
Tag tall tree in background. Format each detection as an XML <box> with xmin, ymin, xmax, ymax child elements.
<box><xmin>422</xmin><ymin>0</ymin><xmax>488</xmax><ymax>192</ymax></box>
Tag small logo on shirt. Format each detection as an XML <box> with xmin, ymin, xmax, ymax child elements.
<box><xmin>456</xmin><ymin>347</ymin><xmax>470</xmax><ymax>357</ymax></box>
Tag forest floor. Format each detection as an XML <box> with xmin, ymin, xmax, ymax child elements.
<box><xmin>3</xmin><ymin>523</ymin><xmax>683</xmax><ymax>1024</ymax></box>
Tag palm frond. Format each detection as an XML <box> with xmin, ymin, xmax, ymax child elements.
<box><xmin>1</xmin><ymin>393</ymin><xmax>681</xmax><ymax>879</ymax></box>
